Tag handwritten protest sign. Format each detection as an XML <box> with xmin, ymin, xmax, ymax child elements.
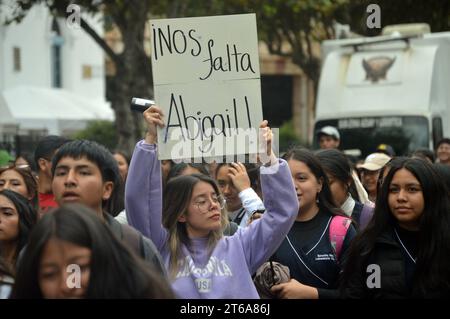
<box><xmin>150</xmin><ymin>14</ymin><xmax>263</xmax><ymax>161</ymax></box>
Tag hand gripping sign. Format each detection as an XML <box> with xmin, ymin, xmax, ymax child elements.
<box><xmin>150</xmin><ymin>14</ymin><xmax>264</xmax><ymax>162</ymax></box>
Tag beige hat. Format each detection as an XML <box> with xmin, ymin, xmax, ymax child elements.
<box><xmin>357</xmin><ymin>152</ymin><xmax>391</xmax><ymax>171</ymax></box>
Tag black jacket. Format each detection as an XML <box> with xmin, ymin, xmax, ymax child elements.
<box><xmin>341</xmin><ymin>225</ymin><xmax>414</xmax><ymax>299</ymax></box>
<box><xmin>342</xmin><ymin>224</ymin><xmax>450</xmax><ymax>299</ymax></box>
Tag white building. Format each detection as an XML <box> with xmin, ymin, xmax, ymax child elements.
<box><xmin>0</xmin><ymin>2</ymin><xmax>113</xmax><ymax>143</ymax></box>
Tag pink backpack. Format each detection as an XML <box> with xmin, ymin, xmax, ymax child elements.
<box><xmin>329</xmin><ymin>215</ymin><xmax>352</xmax><ymax>260</ymax></box>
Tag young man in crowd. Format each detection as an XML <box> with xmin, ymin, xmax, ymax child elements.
<box><xmin>317</xmin><ymin>126</ymin><xmax>340</xmax><ymax>150</ymax></box>
<box><xmin>436</xmin><ymin>138</ymin><xmax>450</xmax><ymax>166</ymax></box>
<box><xmin>51</xmin><ymin>139</ymin><xmax>165</xmax><ymax>274</ymax></box>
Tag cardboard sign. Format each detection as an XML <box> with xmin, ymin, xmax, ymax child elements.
<box><xmin>151</xmin><ymin>14</ymin><xmax>263</xmax><ymax>161</ymax></box>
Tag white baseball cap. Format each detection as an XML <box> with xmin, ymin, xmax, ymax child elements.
<box><xmin>317</xmin><ymin>126</ymin><xmax>340</xmax><ymax>140</ymax></box>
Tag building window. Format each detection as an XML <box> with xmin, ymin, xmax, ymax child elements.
<box><xmin>51</xmin><ymin>18</ymin><xmax>63</xmax><ymax>88</ymax></box>
<box><xmin>13</xmin><ymin>47</ymin><xmax>21</xmax><ymax>72</ymax></box>
<box><xmin>52</xmin><ymin>45</ymin><xmax>62</xmax><ymax>87</ymax></box>
<box><xmin>82</xmin><ymin>65</ymin><xmax>92</xmax><ymax>79</ymax></box>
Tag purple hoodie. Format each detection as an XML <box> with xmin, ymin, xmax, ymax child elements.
<box><xmin>125</xmin><ymin>141</ymin><xmax>298</xmax><ymax>298</ymax></box>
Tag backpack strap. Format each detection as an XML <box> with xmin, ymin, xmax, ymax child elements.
<box><xmin>329</xmin><ymin>215</ymin><xmax>352</xmax><ymax>260</ymax></box>
<box><xmin>120</xmin><ymin>224</ymin><xmax>142</xmax><ymax>257</ymax></box>
<box><xmin>358</xmin><ymin>203</ymin><xmax>374</xmax><ymax>230</ymax></box>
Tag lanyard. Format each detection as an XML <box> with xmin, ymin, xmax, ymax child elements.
<box><xmin>286</xmin><ymin>235</ymin><xmax>329</xmax><ymax>286</ymax></box>
<box><xmin>232</xmin><ymin>208</ymin><xmax>246</xmax><ymax>225</ymax></box>
<box><xmin>394</xmin><ymin>228</ymin><xmax>417</xmax><ymax>264</ymax></box>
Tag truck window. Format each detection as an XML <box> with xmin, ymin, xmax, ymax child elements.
<box><xmin>313</xmin><ymin>116</ymin><xmax>429</xmax><ymax>158</ymax></box>
<box><xmin>432</xmin><ymin>117</ymin><xmax>443</xmax><ymax>150</ymax></box>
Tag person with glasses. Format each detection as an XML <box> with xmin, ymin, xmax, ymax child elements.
<box><xmin>192</xmin><ymin>191</ymin><xmax>226</xmax><ymax>212</ymax></box>
<box><xmin>162</xmin><ymin>162</ymin><xmax>241</xmax><ymax>236</ymax></box>
<box><xmin>125</xmin><ymin>105</ymin><xmax>299</xmax><ymax>298</ymax></box>
<box><xmin>34</xmin><ymin>135</ymin><xmax>70</xmax><ymax>214</ymax></box>
<box><xmin>215</xmin><ymin>161</ymin><xmax>265</xmax><ymax>228</ymax></box>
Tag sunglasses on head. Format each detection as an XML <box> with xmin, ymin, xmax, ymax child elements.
<box><xmin>0</xmin><ymin>164</ymin><xmax>32</xmax><ymax>173</ymax></box>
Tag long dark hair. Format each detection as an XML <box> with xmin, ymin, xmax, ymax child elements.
<box><xmin>342</xmin><ymin>158</ymin><xmax>450</xmax><ymax>297</ymax></box>
<box><xmin>0</xmin><ymin>190</ymin><xmax>37</xmax><ymax>265</ymax></box>
<box><xmin>376</xmin><ymin>157</ymin><xmax>405</xmax><ymax>192</ymax></box>
<box><xmin>163</xmin><ymin>174</ymin><xmax>228</xmax><ymax>278</ymax></box>
<box><xmin>315</xmin><ymin>149</ymin><xmax>359</xmax><ymax>202</ymax></box>
<box><xmin>0</xmin><ymin>165</ymin><xmax>39</xmax><ymax>210</ymax></box>
<box><xmin>283</xmin><ymin>147</ymin><xmax>344</xmax><ymax>217</ymax></box>
<box><xmin>108</xmin><ymin>150</ymin><xmax>131</xmax><ymax>216</ymax></box>
<box><xmin>0</xmin><ymin>256</ymin><xmax>13</xmax><ymax>278</ymax></box>
<box><xmin>112</xmin><ymin>150</ymin><xmax>130</xmax><ymax>167</ymax></box>
<box><xmin>167</xmin><ymin>162</ymin><xmax>210</xmax><ymax>182</ymax></box>
<box><xmin>433</xmin><ymin>163</ymin><xmax>450</xmax><ymax>194</ymax></box>
<box><xmin>15</xmin><ymin>152</ymin><xmax>37</xmax><ymax>173</ymax></box>
<box><xmin>11</xmin><ymin>204</ymin><xmax>174</xmax><ymax>298</ymax></box>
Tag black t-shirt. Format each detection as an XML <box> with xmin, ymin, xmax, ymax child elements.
<box><xmin>271</xmin><ymin>209</ymin><xmax>356</xmax><ymax>298</ymax></box>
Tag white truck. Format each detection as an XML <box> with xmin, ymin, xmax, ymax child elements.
<box><xmin>314</xmin><ymin>24</ymin><xmax>450</xmax><ymax>158</ymax></box>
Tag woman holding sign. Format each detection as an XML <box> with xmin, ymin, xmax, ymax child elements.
<box><xmin>125</xmin><ymin>105</ymin><xmax>298</xmax><ymax>298</ymax></box>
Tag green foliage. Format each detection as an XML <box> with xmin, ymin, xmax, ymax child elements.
<box><xmin>347</xmin><ymin>0</ymin><xmax>449</xmax><ymax>35</ymax></box>
<box><xmin>203</xmin><ymin>0</ymin><xmax>351</xmax><ymax>86</ymax></box>
<box><xmin>72</xmin><ymin>120</ymin><xmax>118</xmax><ymax>151</ymax></box>
<box><xmin>278</xmin><ymin>120</ymin><xmax>309</xmax><ymax>152</ymax></box>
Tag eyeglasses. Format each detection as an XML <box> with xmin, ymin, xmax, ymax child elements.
<box><xmin>0</xmin><ymin>164</ymin><xmax>32</xmax><ymax>173</ymax></box>
<box><xmin>193</xmin><ymin>195</ymin><xmax>226</xmax><ymax>214</ymax></box>
<box><xmin>16</xmin><ymin>164</ymin><xmax>30</xmax><ymax>169</ymax></box>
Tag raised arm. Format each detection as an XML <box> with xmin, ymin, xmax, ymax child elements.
<box><xmin>227</xmin><ymin>162</ymin><xmax>265</xmax><ymax>227</ymax></box>
<box><xmin>238</xmin><ymin>159</ymin><xmax>298</xmax><ymax>274</ymax></box>
<box><xmin>236</xmin><ymin>121</ymin><xmax>299</xmax><ymax>274</ymax></box>
<box><xmin>125</xmin><ymin>106</ymin><xmax>167</xmax><ymax>249</ymax></box>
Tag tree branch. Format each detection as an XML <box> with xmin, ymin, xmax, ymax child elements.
<box><xmin>79</xmin><ymin>16</ymin><xmax>122</xmax><ymax>67</ymax></box>
<box><xmin>304</xmin><ymin>29</ymin><xmax>313</xmax><ymax>62</ymax></box>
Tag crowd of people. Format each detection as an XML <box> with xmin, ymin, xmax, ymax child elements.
<box><xmin>0</xmin><ymin>110</ymin><xmax>449</xmax><ymax>299</ymax></box>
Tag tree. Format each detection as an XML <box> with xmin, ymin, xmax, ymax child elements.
<box><xmin>3</xmin><ymin>0</ymin><xmax>159</xmax><ymax>154</ymax></box>
<box><xmin>2</xmin><ymin>0</ymin><xmax>237</xmax><ymax>154</ymax></box>
<box><xmin>3</xmin><ymin>0</ymin><xmax>347</xmax><ymax>151</ymax></box>
<box><xmin>245</xmin><ymin>1</ymin><xmax>347</xmax><ymax>90</ymax></box>
<box><xmin>72</xmin><ymin>120</ymin><xmax>118</xmax><ymax>151</ymax></box>
<box><xmin>347</xmin><ymin>0</ymin><xmax>449</xmax><ymax>36</ymax></box>
<box><xmin>182</xmin><ymin>0</ymin><xmax>350</xmax><ymax>106</ymax></box>
<box><xmin>279</xmin><ymin>119</ymin><xmax>307</xmax><ymax>152</ymax></box>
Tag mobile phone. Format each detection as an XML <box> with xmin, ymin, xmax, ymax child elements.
<box><xmin>130</xmin><ymin>97</ymin><xmax>155</xmax><ymax>112</ymax></box>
